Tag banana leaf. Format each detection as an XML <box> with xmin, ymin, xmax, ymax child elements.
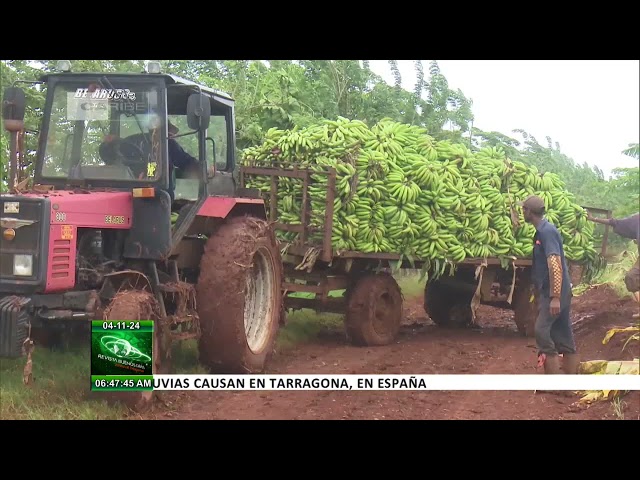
<box><xmin>578</xmin><ymin>358</ymin><xmax>639</xmax><ymax>403</ymax></box>
<box><xmin>602</xmin><ymin>326</ymin><xmax>640</xmax><ymax>345</ymax></box>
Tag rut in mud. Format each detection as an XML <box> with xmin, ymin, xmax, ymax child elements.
<box><xmin>139</xmin><ymin>284</ymin><xmax>639</xmax><ymax>420</ymax></box>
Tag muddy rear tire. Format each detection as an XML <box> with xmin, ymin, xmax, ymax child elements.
<box><xmin>424</xmin><ymin>279</ymin><xmax>473</xmax><ymax>328</ymax></box>
<box><xmin>92</xmin><ymin>289</ymin><xmax>168</xmax><ymax>413</ymax></box>
<box><xmin>196</xmin><ymin>215</ymin><xmax>283</xmax><ymax>373</ymax></box>
<box><xmin>513</xmin><ymin>277</ymin><xmax>537</xmax><ymax>337</ymax></box>
<box><xmin>345</xmin><ymin>273</ymin><xmax>403</xmax><ymax>346</ymax></box>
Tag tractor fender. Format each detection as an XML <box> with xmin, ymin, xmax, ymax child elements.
<box><xmin>196</xmin><ymin>197</ymin><xmax>267</xmax><ymax>221</ymax></box>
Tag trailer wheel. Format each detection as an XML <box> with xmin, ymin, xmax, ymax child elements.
<box><xmin>345</xmin><ymin>273</ymin><xmax>402</xmax><ymax>346</ymax></box>
<box><xmin>196</xmin><ymin>215</ymin><xmax>283</xmax><ymax>373</ymax></box>
<box><xmin>513</xmin><ymin>277</ymin><xmax>537</xmax><ymax>337</ymax></box>
<box><xmin>92</xmin><ymin>289</ymin><xmax>168</xmax><ymax>413</ymax></box>
<box><xmin>424</xmin><ymin>279</ymin><xmax>473</xmax><ymax>328</ymax></box>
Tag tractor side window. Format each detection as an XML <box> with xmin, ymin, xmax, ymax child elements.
<box><xmin>168</xmin><ymin>115</ymin><xmax>198</xmax><ymax>159</ymax></box>
<box><xmin>169</xmin><ymin>115</ymin><xmax>201</xmax><ymax>202</ymax></box>
<box><xmin>165</xmin><ymin>114</ymin><xmax>227</xmax><ymax>171</ymax></box>
<box><xmin>42</xmin><ymin>87</ymin><xmax>76</xmax><ymax>177</ymax></box>
<box><xmin>209</xmin><ymin>115</ymin><xmax>228</xmax><ymax>172</ymax></box>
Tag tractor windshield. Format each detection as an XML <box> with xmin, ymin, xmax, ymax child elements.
<box><xmin>40</xmin><ymin>79</ymin><xmax>165</xmax><ymax>183</ymax></box>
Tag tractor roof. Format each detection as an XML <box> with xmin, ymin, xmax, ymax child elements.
<box><xmin>38</xmin><ymin>72</ymin><xmax>234</xmax><ymax>102</ymax></box>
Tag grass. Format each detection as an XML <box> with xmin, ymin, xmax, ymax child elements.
<box><xmin>170</xmin><ymin>340</ymin><xmax>209</xmax><ymax>374</ymax></box>
<box><xmin>276</xmin><ymin>310</ymin><xmax>344</xmax><ymax>351</ymax></box>
<box><xmin>0</xmin><ymin>346</ymin><xmax>127</xmax><ymax>420</ymax></box>
<box><xmin>0</xmin><ymin>337</ymin><xmax>207</xmax><ymax>420</ymax></box>
<box><xmin>396</xmin><ymin>271</ymin><xmax>427</xmax><ymax>299</ymax></box>
<box><xmin>1</xmin><ymin>274</ymin><xmax>426</xmax><ymax>420</ymax></box>
<box><xmin>587</xmin><ymin>241</ymin><xmax>637</xmax><ymax>298</ymax></box>
<box><xmin>612</xmin><ymin>397</ymin><xmax>626</xmax><ymax>420</ymax></box>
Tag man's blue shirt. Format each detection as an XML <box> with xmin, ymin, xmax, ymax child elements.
<box><xmin>531</xmin><ymin>218</ymin><xmax>572</xmax><ymax>299</ymax></box>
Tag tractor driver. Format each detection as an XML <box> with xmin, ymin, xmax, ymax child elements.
<box><xmin>99</xmin><ymin>119</ymin><xmax>201</xmax><ymax>203</ymax></box>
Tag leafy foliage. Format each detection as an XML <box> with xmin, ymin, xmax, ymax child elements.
<box><xmin>622</xmin><ymin>142</ymin><xmax>639</xmax><ymax>160</ymax></box>
<box><xmin>1</xmin><ymin>59</ymin><xmax>637</xmax><ymax>248</ymax></box>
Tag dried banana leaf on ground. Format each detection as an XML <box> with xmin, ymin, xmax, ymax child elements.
<box><xmin>602</xmin><ymin>325</ymin><xmax>640</xmax><ymax>352</ymax></box>
<box><xmin>577</xmin><ymin>358</ymin><xmax>639</xmax><ymax>403</ymax></box>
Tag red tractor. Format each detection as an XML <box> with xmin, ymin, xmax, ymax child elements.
<box><xmin>0</xmin><ymin>61</ymin><xmax>284</xmax><ymax>410</ymax></box>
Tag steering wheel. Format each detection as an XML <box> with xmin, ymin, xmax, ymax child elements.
<box><xmin>115</xmin><ymin>139</ymin><xmax>146</xmax><ymax>166</ymax></box>
<box><xmin>101</xmin><ymin>137</ymin><xmax>148</xmax><ymax>178</ymax></box>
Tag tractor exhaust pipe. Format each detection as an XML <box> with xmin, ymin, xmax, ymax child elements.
<box><xmin>8</xmin><ymin>130</ymin><xmax>19</xmax><ymax>191</ymax></box>
<box><xmin>2</xmin><ymin>87</ymin><xmax>26</xmax><ymax>192</ymax></box>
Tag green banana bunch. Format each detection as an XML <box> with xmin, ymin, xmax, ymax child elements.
<box><xmin>241</xmin><ymin>117</ymin><xmax>603</xmax><ymax>278</ymax></box>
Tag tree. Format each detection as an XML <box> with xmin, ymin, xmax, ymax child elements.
<box><xmin>622</xmin><ymin>142</ymin><xmax>639</xmax><ymax>160</ymax></box>
<box><xmin>1</xmin><ymin>57</ymin><xmax>630</xmax><ymax>241</ymax></box>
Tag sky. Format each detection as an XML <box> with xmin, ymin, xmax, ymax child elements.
<box><xmin>368</xmin><ymin>60</ymin><xmax>639</xmax><ymax>179</ymax></box>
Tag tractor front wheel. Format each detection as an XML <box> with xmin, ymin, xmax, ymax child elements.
<box><xmin>91</xmin><ymin>289</ymin><xmax>168</xmax><ymax>412</ymax></box>
<box><xmin>196</xmin><ymin>215</ymin><xmax>283</xmax><ymax>373</ymax></box>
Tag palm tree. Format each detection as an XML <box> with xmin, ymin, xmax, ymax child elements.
<box><xmin>622</xmin><ymin>142</ymin><xmax>639</xmax><ymax>160</ymax></box>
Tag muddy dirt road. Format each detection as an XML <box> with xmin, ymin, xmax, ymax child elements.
<box><xmin>141</xmin><ymin>285</ymin><xmax>639</xmax><ymax>420</ymax></box>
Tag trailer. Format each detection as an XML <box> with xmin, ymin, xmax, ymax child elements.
<box><xmin>239</xmin><ymin>163</ymin><xmax>612</xmax><ymax>345</ymax></box>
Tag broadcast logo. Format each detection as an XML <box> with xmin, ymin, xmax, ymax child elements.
<box><xmin>90</xmin><ymin>320</ymin><xmax>154</xmax><ymax>392</ymax></box>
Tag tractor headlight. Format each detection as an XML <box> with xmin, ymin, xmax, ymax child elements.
<box><xmin>13</xmin><ymin>254</ymin><xmax>33</xmax><ymax>276</ymax></box>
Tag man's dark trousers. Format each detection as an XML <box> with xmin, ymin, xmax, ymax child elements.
<box><xmin>534</xmin><ymin>288</ymin><xmax>576</xmax><ymax>357</ymax></box>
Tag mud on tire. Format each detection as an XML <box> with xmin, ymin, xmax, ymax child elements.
<box><xmin>345</xmin><ymin>273</ymin><xmax>403</xmax><ymax>346</ymax></box>
<box><xmin>424</xmin><ymin>279</ymin><xmax>473</xmax><ymax>328</ymax></box>
<box><xmin>513</xmin><ymin>277</ymin><xmax>537</xmax><ymax>337</ymax></box>
<box><xmin>196</xmin><ymin>215</ymin><xmax>283</xmax><ymax>374</ymax></box>
<box><xmin>91</xmin><ymin>289</ymin><xmax>168</xmax><ymax>413</ymax></box>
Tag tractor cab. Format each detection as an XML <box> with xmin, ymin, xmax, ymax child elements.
<box><xmin>28</xmin><ymin>67</ymin><xmax>237</xmax><ymax>212</ymax></box>
<box><xmin>3</xmin><ymin>64</ymin><xmax>240</xmax><ymax>261</ymax></box>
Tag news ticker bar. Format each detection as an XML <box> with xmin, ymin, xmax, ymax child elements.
<box><xmin>91</xmin><ymin>374</ymin><xmax>640</xmax><ymax>392</ymax></box>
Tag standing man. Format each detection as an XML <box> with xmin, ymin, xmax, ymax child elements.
<box><xmin>586</xmin><ymin>212</ymin><xmax>640</xmax><ymax>318</ymax></box>
<box><xmin>520</xmin><ymin>195</ymin><xmax>579</xmax><ymax>374</ymax></box>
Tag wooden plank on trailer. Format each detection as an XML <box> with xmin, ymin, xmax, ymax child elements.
<box><xmin>269</xmin><ymin>175</ymin><xmax>277</xmax><ymax>222</ymax></box>
<box><xmin>322</xmin><ymin>168</ymin><xmax>336</xmax><ymax>262</ymax></box>
<box><xmin>332</xmin><ymin>251</ymin><xmax>533</xmax><ymax>267</ymax></box>
<box><xmin>301</xmin><ymin>171</ymin><xmax>309</xmax><ymax>244</ymax></box>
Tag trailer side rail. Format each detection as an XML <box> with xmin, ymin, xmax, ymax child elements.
<box><xmin>240</xmin><ymin>163</ymin><xmax>337</xmax><ymax>262</ymax></box>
